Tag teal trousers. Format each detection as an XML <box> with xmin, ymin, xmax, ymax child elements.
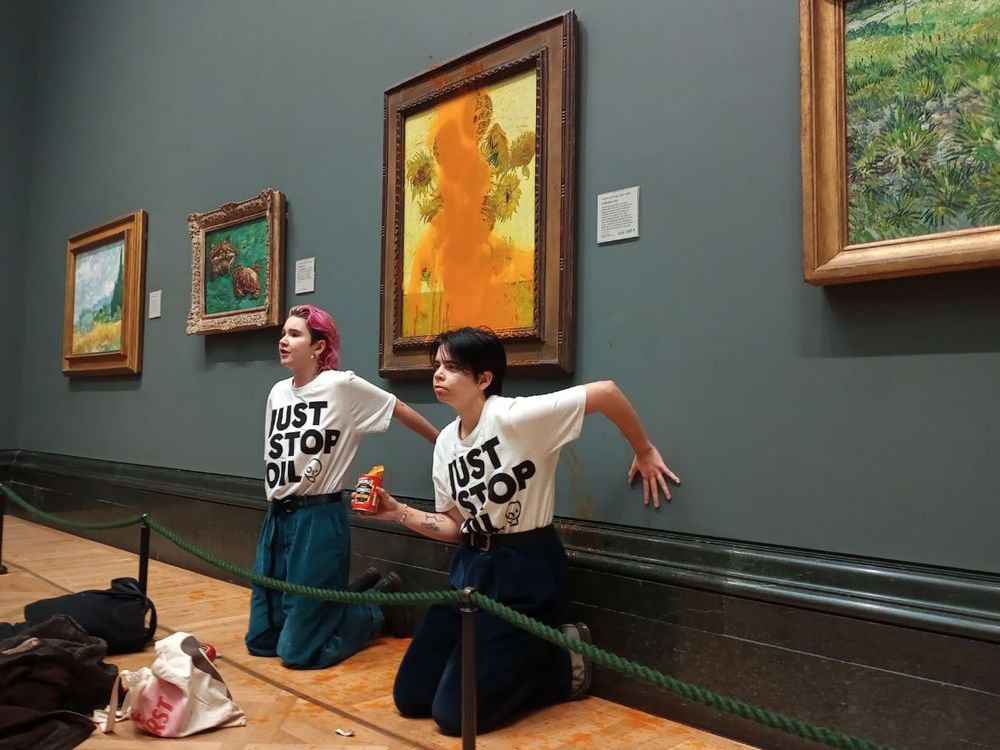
<box><xmin>244</xmin><ymin>498</ymin><xmax>382</xmax><ymax>669</ymax></box>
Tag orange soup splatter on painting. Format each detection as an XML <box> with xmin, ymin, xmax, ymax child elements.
<box><xmin>402</xmin><ymin>69</ymin><xmax>537</xmax><ymax>336</ymax></box>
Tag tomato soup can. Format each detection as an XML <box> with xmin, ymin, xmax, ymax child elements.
<box><xmin>351</xmin><ymin>465</ymin><xmax>384</xmax><ymax>513</ymax></box>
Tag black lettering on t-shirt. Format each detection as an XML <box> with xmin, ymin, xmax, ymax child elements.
<box><xmin>283</xmin><ymin>431</ymin><xmax>301</xmax><ymax>454</ymax></box>
<box><xmin>446</xmin><ymin>436</ymin><xmax>541</xmax><ymax>508</ymax></box>
<box><xmin>307</xmin><ymin>401</ymin><xmax>327</xmax><ymax>424</ymax></box>
<box><xmin>512</xmin><ymin>459</ymin><xmax>535</xmax><ymax>489</ymax></box>
<box><xmin>300</xmin><ymin>429</ymin><xmax>323</xmax><ymax>454</ymax></box>
<box><xmin>480</xmin><ymin>437</ymin><xmax>502</xmax><ymax>469</ymax></box>
<box><xmin>487</xmin><ymin>473</ymin><xmax>517</xmax><ymax>503</ymax></box>
<box><xmin>268</xmin><ymin>433</ymin><xmax>283</xmax><ymax>459</ymax></box>
<box><xmin>467</xmin><ymin>449</ymin><xmax>485</xmax><ymax>480</ymax></box>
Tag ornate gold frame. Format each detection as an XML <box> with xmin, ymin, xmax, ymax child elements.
<box><xmin>379</xmin><ymin>12</ymin><xmax>578</xmax><ymax>377</ymax></box>
<box><xmin>186</xmin><ymin>189</ymin><xmax>286</xmax><ymax>335</ymax></box>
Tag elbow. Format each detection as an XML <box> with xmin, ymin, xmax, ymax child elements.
<box><xmin>585</xmin><ymin>380</ymin><xmax>620</xmax><ymax>414</ymax></box>
<box><xmin>597</xmin><ymin>380</ymin><xmax>622</xmax><ymax>403</ymax></box>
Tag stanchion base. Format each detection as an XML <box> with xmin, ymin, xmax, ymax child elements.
<box><xmin>0</xmin><ymin>564</ymin><xmax>7</xmax><ymax>575</ymax></box>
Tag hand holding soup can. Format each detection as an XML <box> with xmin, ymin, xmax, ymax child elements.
<box><xmin>352</xmin><ymin>465</ymin><xmax>385</xmax><ymax>513</ymax></box>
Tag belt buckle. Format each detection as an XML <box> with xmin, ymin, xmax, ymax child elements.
<box><xmin>472</xmin><ymin>531</ymin><xmax>492</xmax><ymax>552</ymax></box>
<box><xmin>280</xmin><ymin>497</ymin><xmax>298</xmax><ymax>513</ymax></box>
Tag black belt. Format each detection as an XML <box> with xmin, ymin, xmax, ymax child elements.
<box><xmin>273</xmin><ymin>493</ymin><xmax>341</xmax><ymax>513</ymax></box>
<box><xmin>464</xmin><ymin>524</ymin><xmax>556</xmax><ymax>552</ymax></box>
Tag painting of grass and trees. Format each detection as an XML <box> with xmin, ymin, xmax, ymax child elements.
<box><xmin>72</xmin><ymin>240</ymin><xmax>124</xmax><ymax>354</ymax></box>
<box><xmin>846</xmin><ymin>0</ymin><xmax>1000</xmax><ymax>244</ymax></box>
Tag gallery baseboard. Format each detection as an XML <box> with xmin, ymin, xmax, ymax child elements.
<box><xmin>1</xmin><ymin>449</ymin><xmax>997</xmax><ymax>750</ymax></box>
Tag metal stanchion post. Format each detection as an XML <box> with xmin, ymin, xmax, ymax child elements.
<box><xmin>460</xmin><ymin>585</ymin><xmax>478</xmax><ymax>750</ymax></box>
<box><xmin>0</xmin><ymin>488</ymin><xmax>7</xmax><ymax>575</ymax></box>
<box><xmin>138</xmin><ymin>515</ymin><xmax>150</xmax><ymax>594</ymax></box>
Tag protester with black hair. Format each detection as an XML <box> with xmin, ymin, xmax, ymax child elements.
<box><xmin>367</xmin><ymin>326</ymin><xmax>679</xmax><ymax>735</ymax></box>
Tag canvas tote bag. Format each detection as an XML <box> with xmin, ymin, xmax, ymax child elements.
<box><xmin>100</xmin><ymin>632</ymin><xmax>245</xmax><ymax>737</ymax></box>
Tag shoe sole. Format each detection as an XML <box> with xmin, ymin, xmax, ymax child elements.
<box><xmin>347</xmin><ymin>566</ymin><xmax>382</xmax><ymax>592</ymax></box>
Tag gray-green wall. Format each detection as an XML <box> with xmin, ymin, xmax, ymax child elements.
<box><xmin>11</xmin><ymin>1</ymin><xmax>1000</xmax><ymax>573</ymax></box>
<box><xmin>0</xmin><ymin>0</ymin><xmax>32</xmax><ymax>449</ymax></box>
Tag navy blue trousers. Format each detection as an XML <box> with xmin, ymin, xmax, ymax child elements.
<box><xmin>244</xmin><ymin>499</ymin><xmax>382</xmax><ymax>669</ymax></box>
<box><xmin>393</xmin><ymin>526</ymin><xmax>572</xmax><ymax>735</ymax></box>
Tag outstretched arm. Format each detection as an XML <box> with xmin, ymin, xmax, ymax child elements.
<box><xmin>393</xmin><ymin>399</ymin><xmax>439</xmax><ymax>444</ymax></box>
<box><xmin>583</xmin><ymin>380</ymin><xmax>680</xmax><ymax>508</ymax></box>
<box><xmin>365</xmin><ymin>486</ymin><xmax>463</xmax><ymax>543</ymax></box>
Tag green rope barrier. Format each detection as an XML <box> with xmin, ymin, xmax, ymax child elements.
<box><xmin>468</xmin><ymin>592</ymin><xmax>898</xmax><ymax>750</ymax></box>
<box><xmin>0</xmin><ymin>482</ymin><xmax>902</xmax><ymax>750</ymax></box>
<box><xmin>1</xmin><ymin>484</ymin><xmax>144</xmax><ymax>530</ymax></box>
<box><xmin>144</xmin><ymin>516</ymin><xmax>460</xmax><ymax>607</ymax></box>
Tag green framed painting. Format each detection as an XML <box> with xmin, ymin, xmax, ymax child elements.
<box><xmin>802</xmin><ymin>0</ymin><xmax>1000</xmax><ymax>283</ymax></box>
<box><xmin>380</xmin><ymin>12</ymin><xmax>578</xmax><ymax>376</ymax></box>
<box><xmin>186</xmin><ymin>189</ymin><xmax>286</xmax><ymax>334</ymax></box>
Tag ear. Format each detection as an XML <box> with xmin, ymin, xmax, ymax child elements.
<box><xmin>313</xmin><ymin>339</ymin><xmax>327</xmax><ymax>359</ymax></box>
<box><xmin>476</xmin><ymin>370</ymin><xmax>493</xmax><ymax>393</ymax></box>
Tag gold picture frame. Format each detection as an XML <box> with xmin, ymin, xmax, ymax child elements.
<box><xmin>379</xmin><ymin>12</ymin><xmax>578</xmax><ymax>376</ymax></box>
<box><xmin>62</xmin><ymin>211</ymin><xmax>147</xmax><ymax>376</ymax></box>
<box><xmin>186</xmin><ymin>189</ymin><xmax>286</xmax><ymax>335</ymax></box>
<box><xmin>800</xmin><ymin>0</ymin><xmax>1000</xmax><ymax>284</ymax></box>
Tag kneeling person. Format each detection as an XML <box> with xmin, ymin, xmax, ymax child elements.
<box><xmin>371</xmin><ymin>327</ymin><xmax>679</xmax><ymax>734</ymax></box>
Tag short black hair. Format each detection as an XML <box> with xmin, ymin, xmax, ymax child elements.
<box><xmin>430</xmin><ymin>327</ymin><xmax>506</xmax><ymax>397</ymax></box>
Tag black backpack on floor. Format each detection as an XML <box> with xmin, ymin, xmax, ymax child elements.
<box><xmin>24</xmin><ymin>577</ymin><xmax>156</xmax><ymax>654</ymax></box>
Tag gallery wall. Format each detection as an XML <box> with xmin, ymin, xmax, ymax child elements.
<box><xmin>0</xmin><ymin>0</ymin><xmax>33</xmax><ymax>449</ymax></box>
<box><xmin>12</xmin><ymin>0</ymin><xmax>1000</xmax><ymax>572</ymax></box>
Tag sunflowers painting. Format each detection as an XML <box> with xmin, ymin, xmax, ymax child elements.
<box><xmin>380</xmin><ymin>12</ymin><xmax>576</xmax><ymax>374</ymax></box>
<box><xmin>401</xmin><ymin>69</ymin><xmax>538</xmax><ymax>337</ymax></box>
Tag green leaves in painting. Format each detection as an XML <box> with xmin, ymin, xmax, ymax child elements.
<box><xmin>846</xmin><ymin>1</ymin><xmax>1000</xmax><ymax>244</ymax></box>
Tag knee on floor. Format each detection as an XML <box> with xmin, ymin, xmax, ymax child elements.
<box><xmin>393</xmin><ymin>685</ymin><xmax>433</xmax><ymax>719</ymax></box>
<box><xmin>430</xmin><ymin>698</ymin><xmax>462</xmax><ymax>737</ymax></box>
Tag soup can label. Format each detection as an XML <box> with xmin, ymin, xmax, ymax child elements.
<box><xmin>352</xmin><ymin>472</ymin><xmax>382</xmax><ymax>513</ymax></box>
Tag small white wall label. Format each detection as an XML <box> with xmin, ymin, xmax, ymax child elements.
<box><xmin>597</xmin><ymin>186</ymin><xmax>640</xmax><ymax>244</ymax></box>
<box><xmin>295</xmin><ymin>257</ymin><xmax>316</xmax><ymax>294</ymax></box>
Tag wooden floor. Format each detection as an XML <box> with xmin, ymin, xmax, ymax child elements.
<box><xmin>0</xmin><ymin>517</ymin><xmax>757</xmax><ymax>750</ymax></box>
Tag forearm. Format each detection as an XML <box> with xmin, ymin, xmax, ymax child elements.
<box><xmin>584</xmin><ymin>380</ymin><xmax>654</xmax><ymax>454</ymax></box>
<box><xmin>393</xmin><ymin>400</ymin><xmax>439</xmax><ymax>443</ymax></box>
<box><xmin>393</xmin><ymin>503</ymin><xmax>462</xmax><ymax>543</ymax></box>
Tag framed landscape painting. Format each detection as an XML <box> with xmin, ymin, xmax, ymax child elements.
<box><xmin>62</xmin><ymin>211</ymin><xmax>147</xmax><ymax>376</ymax></box>
<box><xmin>186</xmin><ymin>189</ymin><xmax>286</xmax><ymax>335</ymax></box>
<box><xmin>801</xmin><ymin>0</ymin><xmax>1000</xmax><ymax>283</ymax></box>
<box><xmin>380</xmin><ymin>12</ymin><xmax>578</xmax><ymax>376</ymax></box>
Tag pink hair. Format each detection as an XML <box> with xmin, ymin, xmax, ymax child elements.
<box><xmin>289</xmin><ymin>304</ymin><xmax>341</xmax><ymax>371</ymax></box>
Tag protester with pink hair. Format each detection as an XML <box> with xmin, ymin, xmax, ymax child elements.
<box><xmin>245</xmin><ymin>304</ymin><xmax>438</xmax><ymax>669</ymax></box>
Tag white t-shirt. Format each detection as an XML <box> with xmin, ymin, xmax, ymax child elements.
<box><xmin>264</xmin><ymin>370</ymin><xmax>396</xmax><ymax>501</ymax></box>
<box><xmin>433</xmin><ymin>386</ymin><xmax>586</xmax><ymax>535</ymax></box>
